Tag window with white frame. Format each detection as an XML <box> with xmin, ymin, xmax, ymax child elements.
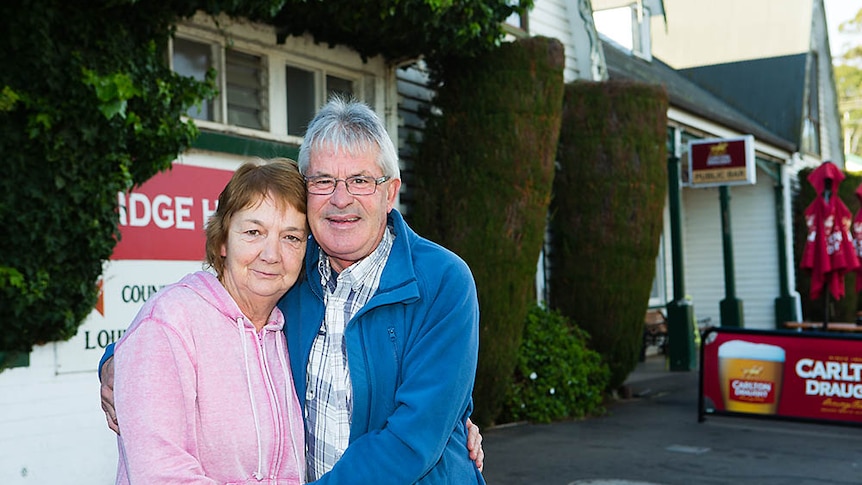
<box><xmin>284</xmin><ymin>67</ymin><xmax>355</xmax><ymax>136</ymax></box>
<box><xmin>593</xmin><ymin>3</ymin><xmax>653</xmax><ymax>61</ymax></box>
<box><xmin>171</xmin><ymin>37</ymin><xmax>268</xmax><ymax>130</ymax></box>
<box><xmin>648</xmin><ymin>235</ymin><xmax>666</xmax><ymax>307</ymax></box>
<box><xmin>170</xmin><ymin>30</ymin><xmax>370</xmax><ymax>140</ymax></box>
<box><xmin>172</xmin><ymin>37</ymin><xmax>215</xmax><ymax>121</ymax></box>
<box><xmin>802</xmin><ymin>51</ymin><xmax>821</xmax><ymax>156</ymax></box>
<box><xmin>285</xmin><ymin>65</ymin><xmax>315</xmax><ymax>137</ymax></box>
<box><xmin>504</xmin><ymin>0</ymin><xmax>527</xmax><ymax>34</ymax></box>
<box><xmin>226</xmin><ymin>49</ymin><xmax>268</xmax><ymax>130</ymax></box>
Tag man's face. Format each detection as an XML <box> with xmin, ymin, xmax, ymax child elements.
<box><xmin>306</xmin><ymin>142</ymin><xmax>401</xmax><ymax>272</ymax></box>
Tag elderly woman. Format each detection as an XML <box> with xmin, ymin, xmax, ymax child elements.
<box><xmin>113</xmin><ymin>158</ymin><xmax>307</xmax><ymax>484</ymax></box>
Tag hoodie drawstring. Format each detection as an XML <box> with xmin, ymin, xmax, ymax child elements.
<box><xmin>276</xmin><ymin>331</ymin><xmax>306</xmax><ymax>483</ymax></box>
<box><xmin>238</xmin><ymin>317</ymin><xmax>265</xmax><ymax>481</ymax></box>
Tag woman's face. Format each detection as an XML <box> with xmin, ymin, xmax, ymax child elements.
<box><xmin>220</xmin><ymin>193</ymin><xmax>307</xmax><ymax>315</ymax></box>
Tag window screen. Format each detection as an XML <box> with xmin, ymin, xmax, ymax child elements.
<box><xmin>226</xmin><ymin>50</ymin><xmax>267</xmax><ymax>130</ymax></box>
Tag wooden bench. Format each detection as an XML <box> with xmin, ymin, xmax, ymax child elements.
<box><xmin>783</xmin><ymin>321</ymin><xmax>862</xmax><ymax>333</ymax></box>
<box><xmin>642</xmin><ymin>309</ymin><xmax>668</xmax><ymax>359</ymax></box>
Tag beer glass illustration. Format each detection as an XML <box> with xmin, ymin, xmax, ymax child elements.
<box><xmin>718</xmin><ymin>340</ymin><xmax>785</xmax><ymax>414</ymax></box>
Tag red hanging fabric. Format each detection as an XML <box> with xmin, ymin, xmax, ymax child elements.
<box><xmin>800</xmin><ymin>162</ymin><xmax>860</xmax><ymax>300</ymax></box>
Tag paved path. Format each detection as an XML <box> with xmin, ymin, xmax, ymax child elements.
<box><xmin>482</xmin><ymin>356</ymin><xmax>862</xmax><ymax>485</ymax></box>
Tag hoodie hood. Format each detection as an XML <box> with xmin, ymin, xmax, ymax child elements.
<box><xmin>177</xmin><ymin>271</ymin><xmax>285</xmax><ymax>333</ymax></box>
<box><xmin>114</xmin><ymin>270</ymin><xmax>304</xmax><ymax>484</ymax></box>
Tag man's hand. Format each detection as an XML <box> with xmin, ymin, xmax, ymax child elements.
<box><xmin>100</xmin><ymin>356</ymin><xmax>120</xmax><ymax>435</ymax></box>
<box><xmin>466</xmin><ymin>417</ymin><xmax>484</xmax><ymax>472</ymax></box>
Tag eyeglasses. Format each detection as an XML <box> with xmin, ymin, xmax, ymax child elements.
<box><xmin>305</xmin><ymin>175</ymin><xmax>391</xmax><ymax>196</ymax></box>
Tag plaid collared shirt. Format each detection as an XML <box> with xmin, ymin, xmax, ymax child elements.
<box><xmin>304</xmin><ymin>227</ymin><xmax>394</xmax><ymax>480</ymax></box>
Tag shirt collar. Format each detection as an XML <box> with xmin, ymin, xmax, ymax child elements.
<box><xmin>318</xmin><ymin>225</ymin><xmax>395</xmax><ymax>290</ymax></box>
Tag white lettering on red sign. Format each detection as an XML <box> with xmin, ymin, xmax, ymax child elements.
<box><xmin>117</xmin><ymin>193</ymin><xmax>198</xmax><ymax>230</ymax></box>
<box><xmin>112</xmin><ymin>164</ymin><xmax>234</xmax><ymax>261</ymax></box>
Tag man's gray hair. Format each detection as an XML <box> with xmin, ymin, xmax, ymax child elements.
<box><xmin>297</xmin><ymin>96</ymin><xmax>401</xmax><ymax>180</ymax></box>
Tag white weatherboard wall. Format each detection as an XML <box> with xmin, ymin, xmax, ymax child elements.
<box><xmin>0</xmin><ymin>345</ymin><xmax>118</xmax><ymax>484</ymax></box>
<box><xmin>683</xmin><ymin>166</ymin><xmax>780</xmax><ymax>329</ymax></box>
<box><xmin>529</xmin><ymin>0</ymin><xmax>605</xmax><ymax>82</ymax></box>
<box><xmin>529</xmin><ymin>0</ymin><xmax>579</xmax><ymax>81</ymax></box>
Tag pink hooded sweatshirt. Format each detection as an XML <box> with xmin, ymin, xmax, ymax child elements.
<box><xmin>114</xmin><ymin>271</ymin><xmax>305</xmax><ymax>484</ymax></box>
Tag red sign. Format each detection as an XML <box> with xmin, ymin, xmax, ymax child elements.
<box><xmin>701</xmin><ymin>328</ymin><xmax>862</xmax><ymax>426</ymax></box>
<box><xmin>112</xmin><ymin>164</ymin><xmax>234</xmax><ymax>261</ymax></box>
<box><xmin>688</xmin><ymin>135</ymin><xmax>756</xmax><ymax>187</ymax></box>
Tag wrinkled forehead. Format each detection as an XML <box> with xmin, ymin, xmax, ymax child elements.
<box><xmin>311</xmin><ymin>136</ymin><xmax>378</xmax><ymax>158</ymax></box>
<box><xmin>308</xmin><ymin>140</ymin><xmax>381</xmax><ymax>170</ymax></box>
<box><xmin>236</xmin><ymin>191</ymin><xmax>305</xmax><ymax>219</ymax></box>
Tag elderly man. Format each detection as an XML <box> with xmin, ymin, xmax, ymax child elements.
<box><xmin>285</xmin><ymin>97</ymin><xmax>484</xmax><ymax>483</ymax></box>
<box><xmin>101</xmin><ymin>97</ymin><xmax>484</xmax><ymax>483</ymax></box>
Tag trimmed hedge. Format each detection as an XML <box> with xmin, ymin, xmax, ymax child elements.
<box><xmin>410</xmin><ymin>37</ymin><xmax>566</xmax><ymax>426</ymax></box>
<box><xmin>548</xmin><ymin>81</ymin><xmax>668</xmax><ymax>390</ymax></box>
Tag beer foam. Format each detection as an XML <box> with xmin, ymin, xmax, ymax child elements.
<box><xmin>718</xmin><ymin>339</ymin><xmax>785</xmax><ymax>362</ymax></box>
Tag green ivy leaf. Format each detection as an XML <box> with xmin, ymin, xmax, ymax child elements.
<box><xmin>99</xmin><ymin>99</ymin><xmax>127</xmax><ymax>119</ymax></box>
<box><xmin>0</xmin><ymin>86</ymin><xmax>20</xmax><ymax>112</ymax></box>
<box><xmin>83</xmin><ymin>68</ymin><xmax>139</xmax><ymax>120</ymax></box>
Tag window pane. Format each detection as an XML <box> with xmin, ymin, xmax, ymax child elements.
<box><xmin>226</xmin><ymin>50</ymin><xmax>266</xmax><ymax>130</ymax></box>
<box><xmin>594</xmin><ymin>7</ymin><xmax>634</xmax><ymax>51</ymax></box>
<box><xmin>649</xmin><ymin>236</ymin><xmax>665</xmax><ymax>305</ymax></box>
<box><xmin>286</xmin><ymin>66</ymin><xmax>315</xmax><ymax>136</ymax></box>
<box><xmin>505</xmin><ymin>0</ymin><xmax>523</xmax><ymax>29</ymax></box>
<box><xmin>173</xmin><ymin>38</ymin><xmax>213</xmax><ymax>121</ymax></box>
<box><xmin>803</xmin><ymin>118</ymin><xmax>820</xmax><ymax>155</ymax></box>
<box><xmin>804</xmin><ymin>53</ymin><xmax>820</xmax><ymax>155</ymax></box>
<box><xmin>326</xmin><ymin>75</ymin><xmax>353</xmax><ymax>101</ymax></box>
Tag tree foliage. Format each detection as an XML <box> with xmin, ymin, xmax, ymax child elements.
<box><xmin>835</xmin><ymin>7</ymin><xmax>862</xmax><ymax>157</ymax></box>
<box><xmin>268</xmin><ymin>0</ymin><xmax>530</xmax><ymax>63</ymax></box>
<box><xmin>0</xmin><ymin>0</ymin><xmax>531</xmax><ymax>355</ymax></box>
<box><xmin>0</xmin><ymin>0</ymin><xmax>221</xmax><ymax>352</ymax></box>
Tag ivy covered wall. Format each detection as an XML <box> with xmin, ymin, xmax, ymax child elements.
<box><xmin>0</xmin><ymin>0</ymin><xmax>526</xmax><ymax>356</ymax></box>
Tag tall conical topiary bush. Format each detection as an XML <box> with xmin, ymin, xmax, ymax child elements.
<box><xmin>410</xmin><ymin>36</ymin><xmax>565</xmax><ymax>426</ymax></box>
<box><xmin>549</xmin><ymin>81</ymin><xmax>668</xmax><ymax>390</ymax></box>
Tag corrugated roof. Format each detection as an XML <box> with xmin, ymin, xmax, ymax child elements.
<box><xmin>601</xmin><ymin>40</ymin><xmax>796</xmax><ymax>152</ymax></box>
<box><xmin>679</xmin><ymin>55</ymin><xmax>807</xmax><ymax>144</ymax></box>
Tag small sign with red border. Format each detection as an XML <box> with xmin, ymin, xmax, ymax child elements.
<box><xmin>687</xmin><ymin>135</ymin><xmax>756</xmax><ymax>187</ymax></box>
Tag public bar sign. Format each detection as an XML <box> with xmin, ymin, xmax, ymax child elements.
<box><xmin>700</xmin><ymin>327</ymin><xmax>862</xmax><ymax>426</ymax></box>
<box><xmin>687</xmin><ymin>135</ymin><xmax>756</xmax><ymax>187</ymax></box>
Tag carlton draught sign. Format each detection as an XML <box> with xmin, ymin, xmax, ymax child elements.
<box><xmin>55</xmin><ymin>162</ymin><xmax>236</xmax><ymax>373</ymax></box>
<box><xmin>687</xmin><ymin>135</ymin><xmax>756</xmax><ymax>187</ymax></box>
<box><xmin>700</xmin><ymin>327</ymin><xmax>862</xmax><ymax>426</ymax></box>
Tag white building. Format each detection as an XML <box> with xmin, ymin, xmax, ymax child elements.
<box><xmin>593</xmin><ymin>0</ymin><xmax>841</xmax><ymax>344</ymax></box>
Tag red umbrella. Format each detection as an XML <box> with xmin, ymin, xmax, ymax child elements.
<box><xmin>853</xmin><ymin>183</ymin><xmax>862</xmax><ymax>293</ymax></box>
<box><xmin>800</xmin><ymin>162</ymin><xmax>859</xmax><ymax>313</ymax></box>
